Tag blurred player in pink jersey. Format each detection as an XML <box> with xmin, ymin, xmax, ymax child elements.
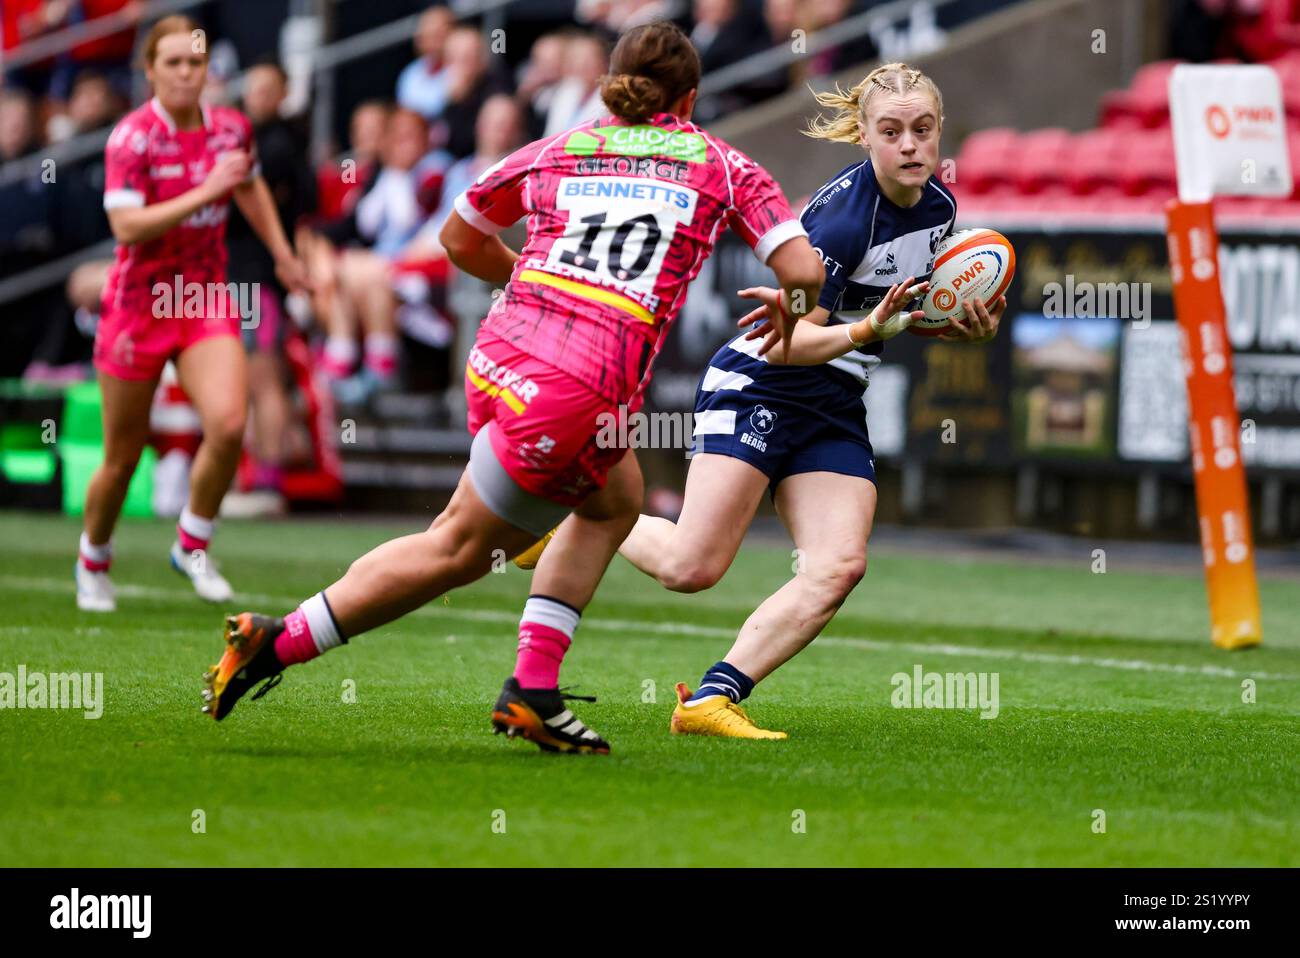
<box><xmin>75</xmin><ymin>16</ymin><xmax>309</xmax><ymax>612</ymax></box>
<box><xmin>203</xmin><ymin>21</ymin><xmax>825</xmax><ymax>753</ymax></box>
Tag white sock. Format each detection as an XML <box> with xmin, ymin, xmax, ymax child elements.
<box><xmin>520</xmin><ymin>595</ymin><xmax>580</xmax><ymax>639</ymax></box>
<box><xmin>178</xmin><ymin>506</ymin><xmax>215</xmax><ymax>545</ymax></box>
<box><xmin>301</xmin><ymin>591</ymin><xmax>344</xmax><ymax>653</ymax></box>
<box><xmin>79</xmin><ymin>533</ymin><xmax>111</xmax><ymax>563</ymax></box>
<box><xmin>325</xmin><ymin>335</ymin><xmax>358</xmax><ymax>367</ymax></box>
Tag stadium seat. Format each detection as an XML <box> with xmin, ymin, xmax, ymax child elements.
<box><xmin>1098</xmin><ymin>60</ymin><xmax>1180</xmax><ymax>129</ymax></box>
<box><xmin>953</xmin><ymin>127</ymin><xmax>1018</xmax><ymax>194</ymax></box>
<box><xmin>1064</xmin><ymin>128</ymin><xmax>1125</xmax><ymax>194</ymax></box>
<box><xmin>1012</xmin><ymin>128</ymin><xmax>1072</xmax><ymax>194</ymax></box>
<box><xmin>1116</xmin><ymin>127</ymin><xmax>1177</xmax><ymax>196</ymax></box>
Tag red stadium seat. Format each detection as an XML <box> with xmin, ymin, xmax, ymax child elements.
<box><xmin>1065</xmin><ymin>128</ymin><xmax>1125</xmax><ymax>194</ymax></box>
<box><xmin>1099</xmin><ymin>60</ymin><xmax>1180</xmax><ymax>129</ymax></box>
<box><xmin>953</xmin><ymin>127</ymin><xmax>1018</xmax><ymax>194</ymax></box>
<box><xmin>1116</xmin><ymin>127</ymin><xmax>1177</xmax><ymax>196</ymax></box>
<box><xmin>1012</xmin><ymin>128</ymin><xmax>1072</xmax><ymax>194</ymax></box>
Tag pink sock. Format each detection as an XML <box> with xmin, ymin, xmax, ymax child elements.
<box><xmin>513</xmin><ymin>622</ymin><xmax>573</xmax><ymax>689</ymax></box>
<box><xmin>79</xmin><ymin>533</ymin><xmax>111</xmax><ymax>572</ymax></box>
<box><xmin>79</xmin><ymin>553</ymin><xmax>110</xmax><ymax>573</ymax></box>
<box><xmin>275</xmin><ymin>594</ymin><xmax>346</xmax><ymax>666</ymax></box>
<box><xmin>177</xmin><ymin>506</ymin><xmax>212</xmax><ymax>553</ymax></box>
<box><xmin>275</xmin><ymin>609</ymin><xmax>320</xmax><ymax>666</ymax></box>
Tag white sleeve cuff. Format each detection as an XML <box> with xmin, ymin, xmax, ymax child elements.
<box><xmin>753</xmin><ymin>219</ymin><xmax>808</xmax><ymax>264</ymax></box>
<box><xmin>104</xmin><ymin>189</ymin><xmax>145</xmax><ymax>210</ymax></box>
<box><xmin>453</xmin><ymin>191</ymin><xmax>505</xmax><ymax>235</ymax></box>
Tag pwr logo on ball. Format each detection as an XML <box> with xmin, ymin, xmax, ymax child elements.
<box><xmin>912</xmin><ymin>228</ymin><xmax>1016</xmax><ymax>338</ymax></box>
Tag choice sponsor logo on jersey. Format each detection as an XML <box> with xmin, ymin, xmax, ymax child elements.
<box><xmin>564</xmin><ymin>125</ymin><xmax>708</xmax><ymax>163</ymax></box>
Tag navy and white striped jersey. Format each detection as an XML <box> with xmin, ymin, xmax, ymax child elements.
<box><xmin>720</xmin><ymin>158</ymin><xmax>957</xmax><ymax>389</ymax></box>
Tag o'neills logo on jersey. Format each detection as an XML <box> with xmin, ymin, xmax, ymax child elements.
<box><xmin>467</xmin><ymin>346</ymin><xmax>540</xmax><ymax>406</ymax></box>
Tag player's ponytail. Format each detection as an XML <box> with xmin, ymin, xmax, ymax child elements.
<box><xmin>599</xmin><ymin>21</ymin><xmax>701</xmax><ymax>123</ymax></box>
<box><xmin>804</xmin><ymin>62</ymin><xmax>944</xmax><ymax>144</ymax></box>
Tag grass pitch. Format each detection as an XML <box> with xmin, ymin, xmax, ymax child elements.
<box><xmin>0</xmin><ymin>512</ymin><xmax>1296</xmax><ymax>867</ymax></box>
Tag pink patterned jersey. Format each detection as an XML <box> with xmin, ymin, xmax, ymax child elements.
<box><xmin>100</xmin><ymin>97</ymin><xmax>256</xmax><ymax>319</ymax></box>
<box><xmin>453</xmin><ymin>111</ymin><xmax>806</xmax><ymax>404</ymax></box>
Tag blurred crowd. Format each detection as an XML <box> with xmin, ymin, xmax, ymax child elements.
<box><xmin>1</xmin><ymin>0</ymin><xmax>884</xmax><ymax>512</ymax></box>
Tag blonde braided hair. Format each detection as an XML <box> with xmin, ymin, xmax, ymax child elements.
<box><xmin>803</xmin><ymin>62</ymin><xmax>944</xmax><ymax>145</ymax></box>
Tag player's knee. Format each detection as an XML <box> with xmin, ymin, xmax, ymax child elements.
<box><xmin>205</xmin><ymin>408</ymin><xmax>247</xmax><ymax>452</ymax></box>
<box><xmin>100</xmin><ymin>446</ymin><xmax>145</xmax><ymax>485</ymax></box>
<box><xmin>804</xmin><ymin>555</ymin><xmax>865</xmax><ymax>606</ymax></box>
<box><xmin>659</xmin><ymin>555</ymin><xmax>726</xmax><ymax>594</ymax></box>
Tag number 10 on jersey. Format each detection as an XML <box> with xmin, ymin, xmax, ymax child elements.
<box><xmin>549</xmin><ymin>175</ymin><xmax>699</xmax><ymax>300</ymax></box>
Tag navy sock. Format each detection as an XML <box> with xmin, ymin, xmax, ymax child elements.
<box><xmin>687</xmin><ymin>661</ymin><xmax>754</xmax><ymax>704</ymax></box>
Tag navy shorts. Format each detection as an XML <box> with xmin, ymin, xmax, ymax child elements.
<box><xmin>690</xmin><ymin>349</ymin><xmax>876</xmax><ymax>489</ymax></box>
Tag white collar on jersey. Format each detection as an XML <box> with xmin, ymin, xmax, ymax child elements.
<box><xmin>150</xmin><ymin>95</ymin><xmax>212</xmax><ymax>134</ymax></box>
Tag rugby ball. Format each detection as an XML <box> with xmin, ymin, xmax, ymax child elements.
<box><xmin>909</xmin><ymin>228</ymin><xmax>1016</xmax><ymax>337</ymax></box>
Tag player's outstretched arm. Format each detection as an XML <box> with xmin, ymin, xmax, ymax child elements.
<box><xmin>738</xmin><ymin>277</ymin><xmax>929</xmax><ymax>365</ymax></box>
<box><xmin>440</xmin><ymin>209</ymin><xmax>518</xmax><ymax>286</ymax></box>
<box><xmin>763</xmin><ymin>236</ymin><xmax>825</xmax><ymax>361</ymax></box>
<box><xmin>107</xmin><ymin>150</ymin><xmax>250</xmax><ymax>245</ymax></box>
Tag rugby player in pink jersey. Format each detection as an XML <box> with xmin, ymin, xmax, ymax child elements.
<box><xmin>75</xmin><ymin>15</ymin><xmax>309</xmax><ymax>612</ymax></box>
<box><xmin>202</xmin><ymin>21</ymin><xmax>825</xmax><ymax>753</ymax></box>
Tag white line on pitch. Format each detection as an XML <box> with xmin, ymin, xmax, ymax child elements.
<box><xmin>4</xmin><ymin>575</ymin><xmax>1294</xmax><ymax>682</ymax></box>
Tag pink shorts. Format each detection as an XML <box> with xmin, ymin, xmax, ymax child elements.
<box><xmin>465</xmin><ymin>331</ymin><xmax>634</xmax><ymax>506</ymax></box>
<box><xmin>94</xmin><ymin>307</ymin><xmax>240</xmax><ymax>381</ymax></box>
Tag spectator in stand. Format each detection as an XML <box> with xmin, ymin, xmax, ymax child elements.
<box><xmin>806</xmin><ymin>0</ymin><xmax>878</xmax><ymax>76</ymax></box>
<box><xmin>575</xmin><ymin>0</ymin><xmax>684</xmax><ymax>34</ymax></box>
<box><xmin>402</xmin><ymin>93</ymin><xmax>524</xmax><ymax>261</ymax></box>
<box><xmin>430</xmin><ymin>25</ymin><xmax>510</xmax><ymax>160</ymax></box>
<box><xmin>65</xmin><ymin>1</ymin><xmax>142</xmax><ymax>100</ymax></box>
<box><xmin>691</xmin><ymin>0</ymin><xmax>772</xmax><ymax>121</ymax></box>
<box><xmin>516</xmin><ymin>32</ymin><xmax>566</xmax><ymax>141</ymax></box>
<box><xmin>314</xmin><ymin>99</ymin><xmax>389</xmax><ymax>223</ymax></box>
<box><xmin>396</xmin><ymin>5</ymin><xmax>457</xmax><ymax>121</ymax></box>
<box><xmin>47</xmin><ymin>67</ymin><xmax>120</xmax><ymax>143</ymax></box>
<box><xmin>304</xmin><ymin>107</ymin><xmax>442</xmax><ymax>403</ymax></box>
<box><xmin>541</xmin><ymin>32</ymin><xmax>609</xmax><ymax>137</ymax></box>
<box><xmin>0</xmin><ymin>86</ymin><xmax>40</xmax><ymax>160</ymax></box>
<box><xmin>22</xmin><ymin>70</ymin><xmax>125</xmax><ymax>383</ymax></box>
<box><xmin>739</xmin><ymin>0</ymin><xmax>813</xmax><ymax>104</ymax></box>
<box><xmin>227</xmin><ymin>59</ymin><xmax>317</xmax><ymax>513</ymax></box>
<box><xmin>2</xmin><ymin>0</ymin><xmax>64</xmax><ymax>96</ymax></box>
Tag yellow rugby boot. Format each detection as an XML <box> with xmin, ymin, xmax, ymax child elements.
<box><xmin>512</xmin><ymin>528</ymin><xmax>557</xmax><ymax>570</ymax></box>
<box><xmin>668</xmin><ymin>682</ymin><xmax>787</xmax><ymax>740</ymax></box>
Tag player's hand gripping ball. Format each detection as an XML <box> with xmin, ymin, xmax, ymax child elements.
<box><xmin>910</xmin><ymin>228</ymin><xmax>1015</xmax><ymax>339</ymax></box>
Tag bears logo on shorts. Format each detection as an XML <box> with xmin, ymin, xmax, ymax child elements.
<box><xmin>750</xmin><ymin>405</ymin><xmax>777</xmax><ymax>436</ymax></box>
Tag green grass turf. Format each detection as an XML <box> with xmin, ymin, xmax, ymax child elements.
<box><xmin>0</xmin><ymin>512</ymin><xmax>1297</xmax><ymax>867</ymax></box>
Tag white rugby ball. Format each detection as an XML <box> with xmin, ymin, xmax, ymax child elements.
<box><xmin>911</xmin><ymin>228</ymin><xmax>1016</xmax><ymax>337</ymax></box>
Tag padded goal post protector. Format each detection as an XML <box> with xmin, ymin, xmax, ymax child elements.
<box><xmin>1165</xmin><ymin>65</ymin><xmax>1285</xmax><ymax>649</ymax></box>
<box><xmin>1165</xmin><ymin>201</ymin><xmax>1262</xmax><ymax>650</ymax></box>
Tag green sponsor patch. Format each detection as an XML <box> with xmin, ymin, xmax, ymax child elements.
<box><xmin>565</xmin><ymin>125</ymin><xmax>708</xmax><ymax>163</ymax></box>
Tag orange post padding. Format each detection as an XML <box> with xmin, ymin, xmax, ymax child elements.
<box><xmin>1165</xmin><ymin>200</ymin><xmax>1262</xmax><ymax>649</ymax></box>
